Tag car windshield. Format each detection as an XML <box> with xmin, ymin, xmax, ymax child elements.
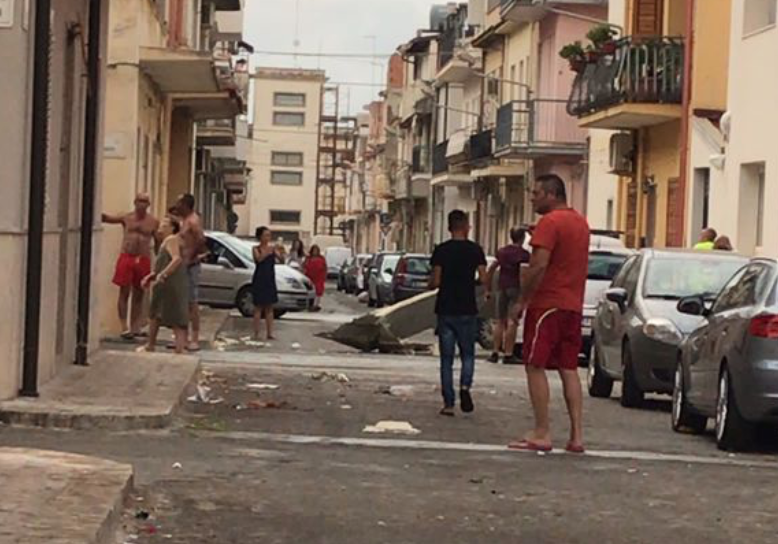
<box><xmin>643</xmin><ymin>257</ymin><xmax>746</xmax><ymax>300</ymax></box>
<box><xmin>588</xmin><ymin>253</ymin><xmax>628</xmax><ymax>281</ymax></box>
<box><xmin>406</xmin><ymin>257</ymin><xmax>431</xmax><ymax>275</ymax></box>
<box><xmin>216</xmin><ymin>235</ymin><xmax>255</xmax><ymax>264</ymax></box>
<box><xmin>382</xmin><ymin>255</ymin><xmax>401</xmax><ymax>274</ymax></box>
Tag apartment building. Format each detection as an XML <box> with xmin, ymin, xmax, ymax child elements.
<box><xmin>100</xmin><ymin>0</ymin><xmax>246</xmax><ymax>334</ymax></box>
<box><xmin>241</xmin><ymin>68</ymin><xmax>325</xmax><ymax>242</ymax></box>
<box><xmin>712</xmin><ymin>0</ymin><xmax>777</xmax><ymax>256</ymax></box>
<box><xmin>0</xmin><ymin>0</ymin><xmax>108</xmax><ymax>399</ymax></box>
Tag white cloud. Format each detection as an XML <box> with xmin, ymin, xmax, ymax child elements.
<box><xmin>244</xmin><ymin>0</ymin><xmax>442</xmax><ymax>114</ymax></box>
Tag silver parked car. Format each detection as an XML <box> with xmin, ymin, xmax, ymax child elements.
<box><xmin>587</xmin><ymin>249</ymin><xmax>748</xmax><ymax>407</ymax></box>
<box><xmin>673</xmin><ymin>258</ymin><xmax>778</xmax><ymax>451</ymax></box>
<box><xmin>200</xmin><ymin>232</ymin><xmax>316</xmax><ymax>318</ymax></box>
<box><xmin>368</xmin><ymin>252</ymin><xmax>402</xmax><ymax>308</ymax></box>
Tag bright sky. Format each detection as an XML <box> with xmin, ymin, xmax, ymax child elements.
<box><xmin>243</xmin><ymin>0</ymin><xmax>442</xmax><ymax>115</ymax></box>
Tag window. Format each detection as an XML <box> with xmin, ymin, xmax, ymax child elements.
<box><xmin>606</xmin><ymin>199</ymin><xmax>614</xmax><ymax>231</ymax></box>
<box><xmin>643</xmin><ymin>257</ymin><xmax>746</xmax><ymax>300</ymax></box>
<box><xmin>611</xmin><ymin>256</ymin><xmax>637</xmax><ymax>289</ymax></box>
<box><xmin>270</xmin><ymin>171</ymin><xmax>303</xmax><ymax>186</ymax></box>
<box><xmin>204</xmin><ymin>238</ymin><xmax>245</xmax><ymax>269</ymax></box>
<box><xmin>274</xmin><ymin>92</ymin><xmax>306</xmax><ymax>107</ymax></box>
<box><xmin>744</xmin><ymin>0</ymin><xmax>777</xmax><ymax>36</ymax></box>
<box><xmin>273</xmin><ymin>112</ymin><xmax>305</xmax><ymax>127</ymax></box>
<box><xmin>588</xmin><ymin>253</ymin><xmax>629</xmax><ymax>282</ymax></box>
<box><xmin>712</xmin><ymin>264</ymin><xmax>773</xmax><ymax>313</ymax></box>
<box><xmin>270</xmin><ymin>210</ymin><xmax>302</xmax><ymax>225</ymax></box>
<box><xmin>272</xmin><ymin>152</ymin><xmax>304</xmax><ymax>167</ymax></box>
<box><xmin>739</xmin><ymin>162</ymin><xmax>767</xmax><ymax>252</ymax></box>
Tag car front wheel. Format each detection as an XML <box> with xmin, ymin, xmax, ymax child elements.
<box><xmin>671</xmin><ymin>359</ymin><xmax>707</xmax><ymax>434</ymax></box>
<box><xmin>620</xmin><ymin>343</ymin><xmax>645</xmax><ymax>408</ymax></box>
<box><xmin>587</xmin><ymin>341</ymin><xmax>614</xmax><ymax>398</ymax></box>
<box><xmin>715</xmin><ymin>367</ymin><xmax>755</xmax><ymax>451</ymax></box>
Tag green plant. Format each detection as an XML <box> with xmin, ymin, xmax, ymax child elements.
<box><xmin>586</xmin><ymin>24</ymin><xmax>618</xmax><ymax>48</ymax></box>
<box><xmin>559</xmin><ymin>41</ymin><xmax>585</xmax><ymax>61</ymax></box>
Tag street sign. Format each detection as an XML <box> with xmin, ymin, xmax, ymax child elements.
<box><xmin>0</xmin><ymin>0</ymin><xmax>14</xmax><ymax>28</ymax></box>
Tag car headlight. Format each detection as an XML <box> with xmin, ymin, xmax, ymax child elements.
<box><xmin>643</xmin><ymin>318</ymin><xmax>683</xmax><ymax>345</ymax></box>
<box><xmin>283</xmin><ymin>277</ymin><xmax>304</xmax><ymax>290</ymax></box>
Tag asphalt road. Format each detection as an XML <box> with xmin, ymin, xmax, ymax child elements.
<box><xmin>2</xmin><ymin>286</ymin><xmax>778</xmax><ymax>543</ymax></box>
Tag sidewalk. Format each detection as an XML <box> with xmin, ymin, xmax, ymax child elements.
<box><xmin>0</xmin><ymin>448</ymin><xmax>133</xmax><ymax>544</ymax></box>
<box><xmin>0</xmin><ymin>350</ymin><xmax>199</xmax><ymax>430</ymax></box>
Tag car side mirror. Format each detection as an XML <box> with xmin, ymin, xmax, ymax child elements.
<box><xmin>677</xmin><ymin>296</ymin><xmax>708</xmax><ymax>317</ymax></box>
<box><xmin>384</xmin><ymin>268</ymin><xmax>394</xmax><ymax>275</ymax></box>
<box><xmin>217</xmin><ymin>256</ymin><xmax>234</xmax><ymax>270</ymax></box>
<box><xmin>605</xmin><ymin>287</ymin><xmax>628</xmax><ymax>312</ymax></box>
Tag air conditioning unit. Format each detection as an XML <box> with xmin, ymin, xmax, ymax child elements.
<box><xmin>486</xmin><ymin>78</ymin><xmax>500</xmax><ymax>97</ymax></box>
<box><xmin>609</xmin><ymin>132</ymin><xmax>634</xmax><ymax>176</ymax></box>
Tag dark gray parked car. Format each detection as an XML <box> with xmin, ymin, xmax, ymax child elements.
<box><xmin>673</xmin><ymin>258</ymin><xmax>778</xmax><ymax>451</ymax></box>
<box><xmin>587</xmin><ymin>249</ymin><xmax>748</xmax><ymax>408</ymax></box>
<box><xmin>368</xmin><ymin>252</ymin><xmax>402</xmax><ymax>308</ymax></box>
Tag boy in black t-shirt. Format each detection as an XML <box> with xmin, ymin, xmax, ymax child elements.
<box><xmin>430</xmin><ymin>210</ymin><xmax>487</xmax><ymax>416</ymax></box>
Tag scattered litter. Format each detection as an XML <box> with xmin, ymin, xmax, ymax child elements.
<box><xmin>436</xmin><ymin>515</ymin><xmax>446</xmax><ymax>521</ymax></box>
<box><xmin>627</xmin><ymin>468</ymin><xmax>638</xmax><ymax>474</ymax></box>
<box><xmin>248</xmin><ymin>400</ymin><xmax>289</xmax><ymax>410</ymax></box>
<box><xmin>123</xmin><ymin>536</ymin><xmax>139</xmax><ymax>543</ymax></box>
<box><xmin>216</xmin><ymin>337</ymin><xmax>239</xmax><ymax>346</ymax></box>
<box><xmin>135</xmin><ymin>510</ymin><xmax>150</xmax><ymax>520</ymax></box>
<box><xmin>377</xmin><ymin>521</ymin><xmax>387</xmax><ymax>527</ymax></box>
<box><xmin>245</xmin><ymin>340</ymin><xmax>266</xmax><ymax>348</ymax></box>
<box><xmin>318</xmin><ymin>349</ymin><xmax>328</xmax><ymax>354</ymax></box>
<box><xmin>357</xmin><ymin>292</ymin><xmax>369</xmax><ymax>303</ymax></box>
<box><xmin>187</xmin><ymin>384</ymin><xmax>224</xmax><ymax>405</ymax></box>
<box><xmin>469</xmin><ymin>477</ymin><xmax>485</xmax><ymax>484</ymax></box>
<box><xmin>240</xmin><ymin>336</ymin><xmax>251</xmax><ymax>342</ymax></box>
<box><xmin>310</xmin><ymin>371</ymin><xmax>350</xmax><ymax>383</ymax></box>
<box><xmin>363</xmin><ymin>420</ymin><xmax>421</xmax><ymax>435</ymax></box>
<box><xmin>246</xmin><ymin>383</ymin><xmax>280</xmax><ymax>391</ymax></box>
<box><xmin>388</xmin><ymin>385</ymin><xmax>415</xmax><ymax>397</ymax></box>
<box><xmin>341</xmin><ymin>404</ymin><xmax>353</xmax><ymax>410</ymax></box>
<box><xmin>172</xmin><ymin>462</ymin><xmax>182</xmax><ymax>470</ymax></box>
<box><xmin>234</xmin><ymin>404</ymin><xmax>246</xmax><ymax>411</ymax></box>
<box><xmin>291</xmin><ymin>342</ymin><xmax>302</xmax><ymax>350</ymax></box>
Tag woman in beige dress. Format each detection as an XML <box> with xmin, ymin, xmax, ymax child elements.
<box><xmin>140</xmin><ymin>215</ymin><xmax>189</xmax><ymax>353</ymax></box>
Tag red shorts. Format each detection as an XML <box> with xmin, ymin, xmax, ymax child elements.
<box><xmin>112</xmin><ymin>253</ymin><xmax>151</xmax><ymax>289</ymax></box>
<box><xmin>523</xmin><ymin>308</ymin><xmax>582</xmax><ymax>371</ymax></box>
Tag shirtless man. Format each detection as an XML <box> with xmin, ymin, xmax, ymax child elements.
<box><xmin>103</xmin><ymin>193</ymin><xmax>160</xmax><ymax>338</ymax></box>
<box><xmin>176</xmin><ymin>193</ymin><xmax>208</xmax><ymax>352</ymax></box>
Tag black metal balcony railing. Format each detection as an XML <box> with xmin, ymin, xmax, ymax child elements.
<box><xmin>568</xmin><ymin>36</ymin><xmax>684</xmax><ymax>117</ymax></box>
<box><xmin>495</xmin><ymin>99</ymin><xmax>586</xmax><ymax>153</ymax></box>
<box><xmin>432</xmin><ymin>141</ymin><xmax>448</xmax><ymax>175</ymax></box>
<box><xmin>412</xmin><ymin>145</ymin><xmax>430</xmax><ymax>174</ymax></box>
<box><xmin>468</xmin><ymin>129</ymin><xmax>493</xmax><ymax>162</ymax></box>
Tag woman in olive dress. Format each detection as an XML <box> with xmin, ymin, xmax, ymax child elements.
<box><xmin>140</xmin><ymin>215</ymin><xmax>189</xmax><ymax>353</ymax></box>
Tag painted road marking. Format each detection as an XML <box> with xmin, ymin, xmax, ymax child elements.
<box><xmin>206</xmin><ymin>430</ymin><xmax>778</xmax><ymax>470</ymax></box>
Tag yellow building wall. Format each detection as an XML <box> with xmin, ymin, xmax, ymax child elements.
<box><xmin>640</xmin><ymin>120</ymin><xmax>681</xmax><ymax>248</ymax></box>
<box><xmin>691</xmin><ymin>0</ymin><xmax>731</xmax><ymax>110</ymax></box>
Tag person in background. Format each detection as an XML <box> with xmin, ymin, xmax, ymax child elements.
<box><xmin>252</xmin><ymin>227</ymin><xmax>278</xmax><ymax>341</ymax></box>
<box><xmin>177</xmin><ymin>193</ymin><xmax>207</xmax><ymax>352</ymax></box>
<box><xmin>714</xmin><ymin>235</ymin><xmax>733</xmax><ymax>251</ymax></box>
<box><xmin>287</xmin><ymin>240</ymin><xmax>306</xmax><ymax>269</ymax></box>
<box><xmin>694</xmin><ymin>228</ymin><xmax>717</xmax><ymax>251</ymax></box>
<box><xmin>486</xmin><ymin>227</ymin><xmax>530</xmax><ymax>365</ymax></box>
<box><xmin>102</xmin><ymin>193</ymin><xmax>159</xmax><ymax>339</ymax></box>
<box><xmin>274</xmin><ymin>243</ymin><xmax>288</xmax><ymax>265</ymax></box>
<box><xmin>510</xmin><ymin>174</ymin><xmax>590</xmax><ymax>454</ymax></box>
<box><xmin>140</xmin><ymin>214</ymin><xmax>188</xmax><ymax>354</ymax></box>
<box><xmin>430</xmin><ymin>210</ymin><xmax>487</xmax><ymax>416</ymax></box>
<box><xmin>304</xmin><ymin>245</ymin><xmax>327</xmax><ymax>312</ymax></box>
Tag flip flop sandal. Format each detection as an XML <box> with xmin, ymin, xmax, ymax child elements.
<box><xmin>507</xmin><ymin>439</ymin><xmax>553</xmax><ymax>452</ymax></box>
<box><xmin>565</xmin><ymin>443</ymin><xmax>586</xmax><ymax>454</ymax></box>
<box><xmin>439</xmin><ymin>407</ymin><xmax>455</xmax><ymax>417</ymax></box>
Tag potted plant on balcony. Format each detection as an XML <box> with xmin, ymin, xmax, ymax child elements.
<box><xmin>559</xmin><ymin>41</ymin><xmax>586</xmax><ymax>73</ymax></box>
<box><xmin>587</xmin><ymin>24</ymin><xmax>619</xmax><ymax>55</ymax></box>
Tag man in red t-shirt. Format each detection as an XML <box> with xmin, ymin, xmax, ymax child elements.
<box><xmin>509</xmin><ymin>174</ymin><xmax>590</xmax><ymax>454</ymax></box>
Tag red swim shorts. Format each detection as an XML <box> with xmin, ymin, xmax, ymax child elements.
<box><xmin>112</xmin><ymin>253</ymin><xmax>151</xmax><ymax>289</ymax></box>
<box><xmin>523</xmin><ymin>308</ymin><xmax>582</xmax><ymax>371</ymax></box>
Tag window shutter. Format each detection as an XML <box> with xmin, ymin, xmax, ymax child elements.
<box><xmin>666</xmin><ymin>177</ymin><xmax>684</xmax><ymax>247</ymax></box>
<box><xmin>633</xmin><ymin>0</ymin><xmax>664</xmax><ymax>37</ymax></box>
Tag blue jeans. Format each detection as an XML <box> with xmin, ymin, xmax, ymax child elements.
<box><xmin>437</xmin><ymin>315</ymin><xmax>477</xmax><ymax>408</ymax></box>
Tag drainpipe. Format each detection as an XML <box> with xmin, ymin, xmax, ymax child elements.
<box><xmin>74</xmin><ymin>0</ymin><xmax>104</xmax><ymax>366</ymax></box>
<box><xmin>21</xmin><ymin>0</ymin><xmax>53</xmax><ymax>396</ymax></box>
<box><xmin>677</xmin><ymin>0</ymin><xmax>695</xmax><ymax>247</ymax></box>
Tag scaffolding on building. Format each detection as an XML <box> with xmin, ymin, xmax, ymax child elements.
<box><xmin>315</xmin><ymin>85</ymin><xmax>357</xmax><ymax>235</ymax></box>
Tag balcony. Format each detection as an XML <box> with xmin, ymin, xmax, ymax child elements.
<box><xmin>432</xmin><ymin>141</ymin><xmax>448</xmax><ymax>176</ymax></box>
<box><xmin>495</xmin><ymin>99</ymin><xmax>587</xmax><ymax>158</ymax></box>
<box><xmin>568</xmin><ymin>37</ymin><xmax>685</xmax><ymax>130</ymax></box>
<box><xmin>468</xmin><ymin>129</ymin><xmax>493</xmax><ymax>163</ymax></box>
<box><xmin>412</xmin><ymin>145</ymin><xmax>430</xmax><ymax>175</ymax></box>
<box><xmin>197</xmin><ymin>118</ymin><xmax>236</xmax><ymax>146</ymax></box>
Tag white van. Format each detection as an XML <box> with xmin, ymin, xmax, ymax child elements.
<box><xmin>324</xmin><ymin>246</ymin><xmax>352</xmax><ymax>278</ymax></box>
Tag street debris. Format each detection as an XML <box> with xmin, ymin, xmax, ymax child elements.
<box><xmin>385</xmin><ymin>385</ymin><xmax>416</xmax><ymax>397</ymax></box>
<box><xmin>310</xmin><ymin>371</ymin><xmax>351</xmax><ymax>383</ymax></box>
<box><xmin>291</xmin><ymin>342</ymin><xmax>302</xmax><ymax>350</ymax></box>
<box><xmin>362</xmin><ymin>420</ymin><xmax>421</xmax><ymax>435</ymax></box>
<box><xmin>187</xmin><ymin>384</ymin><xmax>224</xmax><ymax>405</ymax></box>
<box><xmin>627</xmin><ymin>468</ymin><xmax>638</xmax><ymax>474</ymax></box>
<box><xmin>247</xmin><ymin>400</ymin><xmax>290</xmax><ymax>410</ymax></box>
<box><xmin>340</xmin><ymin>404</ymin><xmax>353</xmax><ymax>410</ymax></box>
<box><xmin>134</xmin><ymin>510</ymin><xmax>150</xmax><ymax>520</ymax></box>
<box><xmin>469</xmin><ymin>477</ymin><xmax>485</xmax><ymax>484</ymax></box>
<box><xmin>172</xmin><ymin>462</ymin><xmax>182</xmax><ymax>470</ymax></box>
<box><xmin>246</xmin><ymin>383</ymin><xmax>280</xmax><ymax>391</ymax></box>
<box><xmin>357</xmin><ymin>292</ymin><xmax>369</xmax><ymax>303</ymax></box>
<box><xmin>245</xmin><ymin>340</ymin><xmax>266</xmax><ymax>348</ymax></box>
<box><xmin>377</xmin><ymin>521</ymin><xmax>387</xmax><ymax>527</ymax></box>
